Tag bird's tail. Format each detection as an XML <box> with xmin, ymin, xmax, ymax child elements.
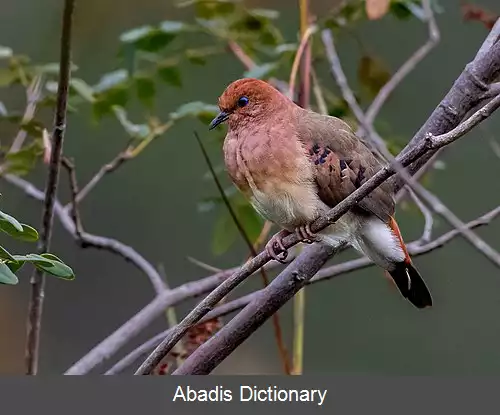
<box><xmin>387</xmin><ymin>262</ymin><xmax>432</xmax><ymax>309</ymax></box>
<box><xmin>387</xmin><ymin>217</ymin><xmax>433</xmax><ymax>309</ymax></box>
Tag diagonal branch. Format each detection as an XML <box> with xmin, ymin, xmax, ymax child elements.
<box><xmin>322</xmin><ymin>28</ymin><xmax>500</xmax><ymax>268</ymax></box>
<box><xmin>361</xmin><ymin>0</ymin><xmax>440</xmax><ymax>132</ymax></box>
<box><xmin>134</xmin><ymin>93</ymin><xmax>500</xmax><ymax>375</ymax></box>
<box><xmin>101</xmin><ymin>204</ymin><xmax>500</xmax><ymax>374</ymax></box>
<box><xmin>167</xmin><ymin>203</ymin><xmax>500</xmax><ymax>375</ymax></box>
<box><xmin>25</xmin><ymin>0</ymin><xmax>76</xmax><ymax>375</ymax></box>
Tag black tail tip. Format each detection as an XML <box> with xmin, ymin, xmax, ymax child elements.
<box><xmin>388</xmin><ymin>262</ymin><xmax>433</xmax><ymax>309</ymax></box>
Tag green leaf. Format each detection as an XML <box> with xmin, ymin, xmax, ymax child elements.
<box><xmin>92</xmin><ymin>71</ymin><xmax>130</xmax><ymax>120</ymax></box>
<box><xmin>243</xmin><ymin>62</ymin><xmax>277</xmax><ymax>80</ymax></box>
<box><xmin>157</xmin><ymin>64</ymin><xmax>182</xmax><ymax>87</ymax></box>
<box><xmin>35</xmin><ymin>259</ymin><xmax>75</xmax><ymax>280</ymax></box>
<box><xmin>0</xmin><ymin>68</ymin><xmax>18</xmax><ymax>87</ymax></box>
<box><xmin>210</xmin><ymin>198</ymin><xmax>263</xmax><ymax>255</ymax></box>
<box><xmin>212</xmin><ymin>211</ymin><xmax>238</xmax><ymax>255</ymax></box>
<box><xmin>0</xmin><ymin>245</ymin><xmax>15</xmax><ymax>261</ymax></box>
<box><xmin>235</xmin><ymin>202</ymin><xmax>264</xmax><ymax>243</ymax></box>
<box><xmin>357</xmin><ymin>55</ymin><xmax>391</xmax><ymax>99</ymax></box>
<box><xmin>120</xmin><ymin>25</ymin><xmax>156</xmax><ymax>43</ymax></box>
<box><xmin>159</xmin><ymin>20</ymin><xmax>189</xmax><ymax>33</ymax></box>
<box><xmin>250</xmin><ymin>8</ymin><xmax>280</xmax><ymax>20</ymax></box>
<box><xmin>6</xmin><ymin>259</ymin><xmax>24</xmax><ymax>274</ymax></box>
<box><xmin>4</xmin><ymin>141</ymin><xmax>44</xmax><ymax>175</ymax></box>
<box><xmin>0</xmin><ymin>262</ymin><xmax>18</xmax><ymax>285</ymax></box>
<box><xmin>35</xmin><ymin>62</ymin><xmax>78</xmax><ymax>75</ymax></box>
<box><xmin>12</xmin><ymin>253</ymin><xmax>75</xmax><ymax>280</ymax></box>
<box><xmin>169</xmin><ymin>101</ymin><xmax>219</xmax><ymax>124</ymax></box>
<box><xmin>12</xmin><ymin>254</ymin><xmax>52</xmax><ymax>266</ymax></box>
<box><xmin>70</xmin><ymin>78</ymin><xmax>95</xmax><ymax>103</ymax></box>
<box><xmin>191</xmin><ymin>0</ymin><xmax>238</xmax><ymax>19</ymax></box>
<box><xmin>39</xmin><ymin>253</ymin><xmax>63</xmax><ymax>262</ymax></box>
<box><xmin>275</xmin><ymin>43</ymin><xmax>297</xmax><ymax>55</ymax></box>
<box><xmin>112</xmin><ymin>106</ymin><xmax>150</xmax><ymax>139</ymax></box>
<box><xmin>0</xmin><ymin>210</ymin><xmax>23</xmax><ymax>232</ymax></box>
<box><xmin>0</xmin><ymin>46</ymin><xmax>13</xmax><ymax>59</ymax></box>
<box><xmin>93</xmin><ymin>69</ymin><xmax>129</xmax><ymax>93</ymax></box>
<box><xmin>134</xmin><ymin>75</ymin><xmax>156</xmax><ymax>107</ymax></box>
<box><xmin>0</xmin><ymin>221</ymin><xmax>39</xmax><ymax>241</ymax></box>
<box><xmin>120</xmin><ymin>21</ymin><xmax>187</xmax><ymax>52</ymax></box>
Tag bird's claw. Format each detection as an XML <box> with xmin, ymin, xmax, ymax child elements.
<box><xmin>295</xmin><ymin>223</ymin><xmax>317</xmax><ymax>244</ymax></box>
<box><xmin>265</xmin><ymin>230</ymin><xmax>291</xmax><ymax>264</ymax></box>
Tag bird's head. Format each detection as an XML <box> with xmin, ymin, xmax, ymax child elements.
<box><xmin>209</xmin><ymin>78</ymin><xmax>288</xmax><ymax>130</ymax></box>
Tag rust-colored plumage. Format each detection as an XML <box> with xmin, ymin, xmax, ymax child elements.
<box><xmin>210</xmin><ymin>78</ymin><xmax>432</xmax><ymax>309</ymax></box>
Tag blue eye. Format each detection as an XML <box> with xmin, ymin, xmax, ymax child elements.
<box><xmin>237</xmin><ymin>96</ymin><xmax>249</xmax><ymax>107</ymax></box>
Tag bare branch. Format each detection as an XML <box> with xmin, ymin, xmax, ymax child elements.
<box><xmin>72</xmin><ymin>148</ymin><xmax>131</xmax><ymax>205</ymax></box>
<box><xmin>61</xmin><ymin>157</ymin><xmax>83</xmax><ymax>239</ymax></box>
<box><xmin>407</xmin><ymin>188</ymin><xmax>433</xmax><ymax>245</ymax></box>
<box><xmin>362</xmin><ymin>0</ymin><xmax>439</xmax><ymax>130</ymax></box>
<box><xmin>3</xmin><ymin>173</ymin><xmax>168</xmax><ymax>297</ymax></box>
<box><xmin>25</xmin><ymin>0</ymin><xmax>76</xmax><ymax>375</ymax></box>
<box><xmin>227</xmin><ymin>41</ymin><xmax>255</xmax><ymax>71</ymax></box>
<box><xmin>110</xmin><ymin>204</ymin><xmax>500</xmax><ymax>374</ymax></box>
<box><xmin>323</xmin><ymin>28</ymin><xmax>500</xmax><ymax>268</ymax></box>
<box><xmin>174</xmin><ymin>204</ymin><xmax>500</xmax><ymax>375</ymax></box>
<box><xmin>9</xmin><ymin>75</ymin><xmax>43</xmax><ymax>153</ymax></box>
<box><xmin>395</xmin><ymin>17</ymin><xmax>500</xmax><ymax>192</ymax></box>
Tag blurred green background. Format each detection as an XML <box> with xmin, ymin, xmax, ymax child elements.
<box><xmin>0</xmin><ymin>0</ymin><xmax>499</xmax><ymax>375</ymax></box>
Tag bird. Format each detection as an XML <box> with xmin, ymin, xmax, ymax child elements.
<box><xmin>209</xmin><ymin>78</ymin><xmax>432</xmax><ymax>309</ymax></box>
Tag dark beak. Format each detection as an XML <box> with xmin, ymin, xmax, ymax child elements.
<box><xmin>209</xmin><ymin>111</ymin><xmax>229</xmax><ymax>130</ymax></box>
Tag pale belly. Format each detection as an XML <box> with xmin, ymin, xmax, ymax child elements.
<box><xmin>249</xmin><ymin>183</ymin><xmax>371</xmax><ymax>253</ymax></box>
<box><xmin>249</xmin><ymin>183</ymin><xmax>322</xmax><ymax>230</ymax></box>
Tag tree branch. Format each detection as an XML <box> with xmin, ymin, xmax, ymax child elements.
<box><xmin>25</xmin><ymin>0</ymin><xmax>76</xmax><ymax>375</ymax></box>
<box><xmin>322</xmin><ymin>27</ymin><xmax>500</xmax><ymax>268</ymax></box>
<box><xmin>135</xmin><ymin>90</ymin><xmax>500</xmax><ymax>375</ymax></box>
<box><xmin>3</xmin><ymin>173</ymin><xmax>168</xmax><ymax>296</ymax></box>
<box><xmin>394</xmin><ymin>17</ymin><xmax>500</xmax><ymax>192</ymax></box>
<box><xmin>106</xmin><ymin>204</ymin><xmax>500</xmax><ymax>374</ymax></box>
<box><xmin>362</xmin><ymin>0</ymin><xmax>440</xmax><ymax>131</ymax></box>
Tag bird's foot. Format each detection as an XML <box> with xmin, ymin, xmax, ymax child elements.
<box><xmin>265</xmin><ymin>229</ymin><xmax>291</xmax><ymax>264</ymax></box>
<box><xmin>295</xmin><ymin>223</ymin><xmax>317</xmax><ymax>244</ymax></box>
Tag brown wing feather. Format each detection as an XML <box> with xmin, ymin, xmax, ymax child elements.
<box><xmin>298</xmin><ymin>111</ymin><xmax>395</xmax><ymax>222</ymax></box>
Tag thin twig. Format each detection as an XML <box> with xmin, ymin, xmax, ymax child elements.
<box><xmin>288</xmin><ymin>25</ymin><xmax>315</xmax><ymax>99</ymax></box>
<box><xmin>158</xmin><ymin>264</ymin><xmax>185</xmax><ymax>369</ymax></box>
<box><xmin>311</xmin><ymin>68</ymin><xmax>328</xmax><ymax>115</ymax></box>
<box><xmin>9</xmin><ymin>75</ymin><xmax>43</xmax><ymax>153</ymax></box>
<box><xmin>361</xmin><ymin>0</ymin><xmax>439</xmax><ymax>131</ymax></box>
<box><xmin>25</xmin><ymin>0</ymin><xmax>76</xmax><ymax>375</ymax></box>
<box><xmin>186</xmin><ymin>256</ymin><xmax>222</xmax><ymax>273</ymax></box>
<box><xmin>194</xmin><ymin>131</ymin><xmax>292</xmax><ymax>375</ymax></box>
<box><xmin>227</xmin><ymin>41</ymin><xmax>255</xmax><ymax>70</ymax></box>
<box><xmin>407</xmin><ymin>188</ymin><xmax>433</xmax><ymax>244</ymax></box>
<box><xmin>61</xmin><ymin>157</ymin><xmax>83</xmax><ymax>239</ymax></box>
<box><xmin>71</xmin><ymin>148</ymin><xmax>131</xmax><ymax>205</ymax></box>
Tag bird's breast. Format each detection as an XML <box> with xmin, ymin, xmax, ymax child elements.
<box><xmin>223</xmin><ymin>130</ymin><xmax>323</xmax><ymax>229</ymax></box>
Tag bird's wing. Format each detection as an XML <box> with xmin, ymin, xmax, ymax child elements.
<box><xmin>298</xmin><ymin>111</ymin><xmax>395</xmax><ymax>222</ymax></box>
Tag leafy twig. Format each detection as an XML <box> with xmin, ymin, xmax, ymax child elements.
<box><xmin>25</xmin><ymin>0</ymin><xmax>76</xmax><ymax>375</ymax></box>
